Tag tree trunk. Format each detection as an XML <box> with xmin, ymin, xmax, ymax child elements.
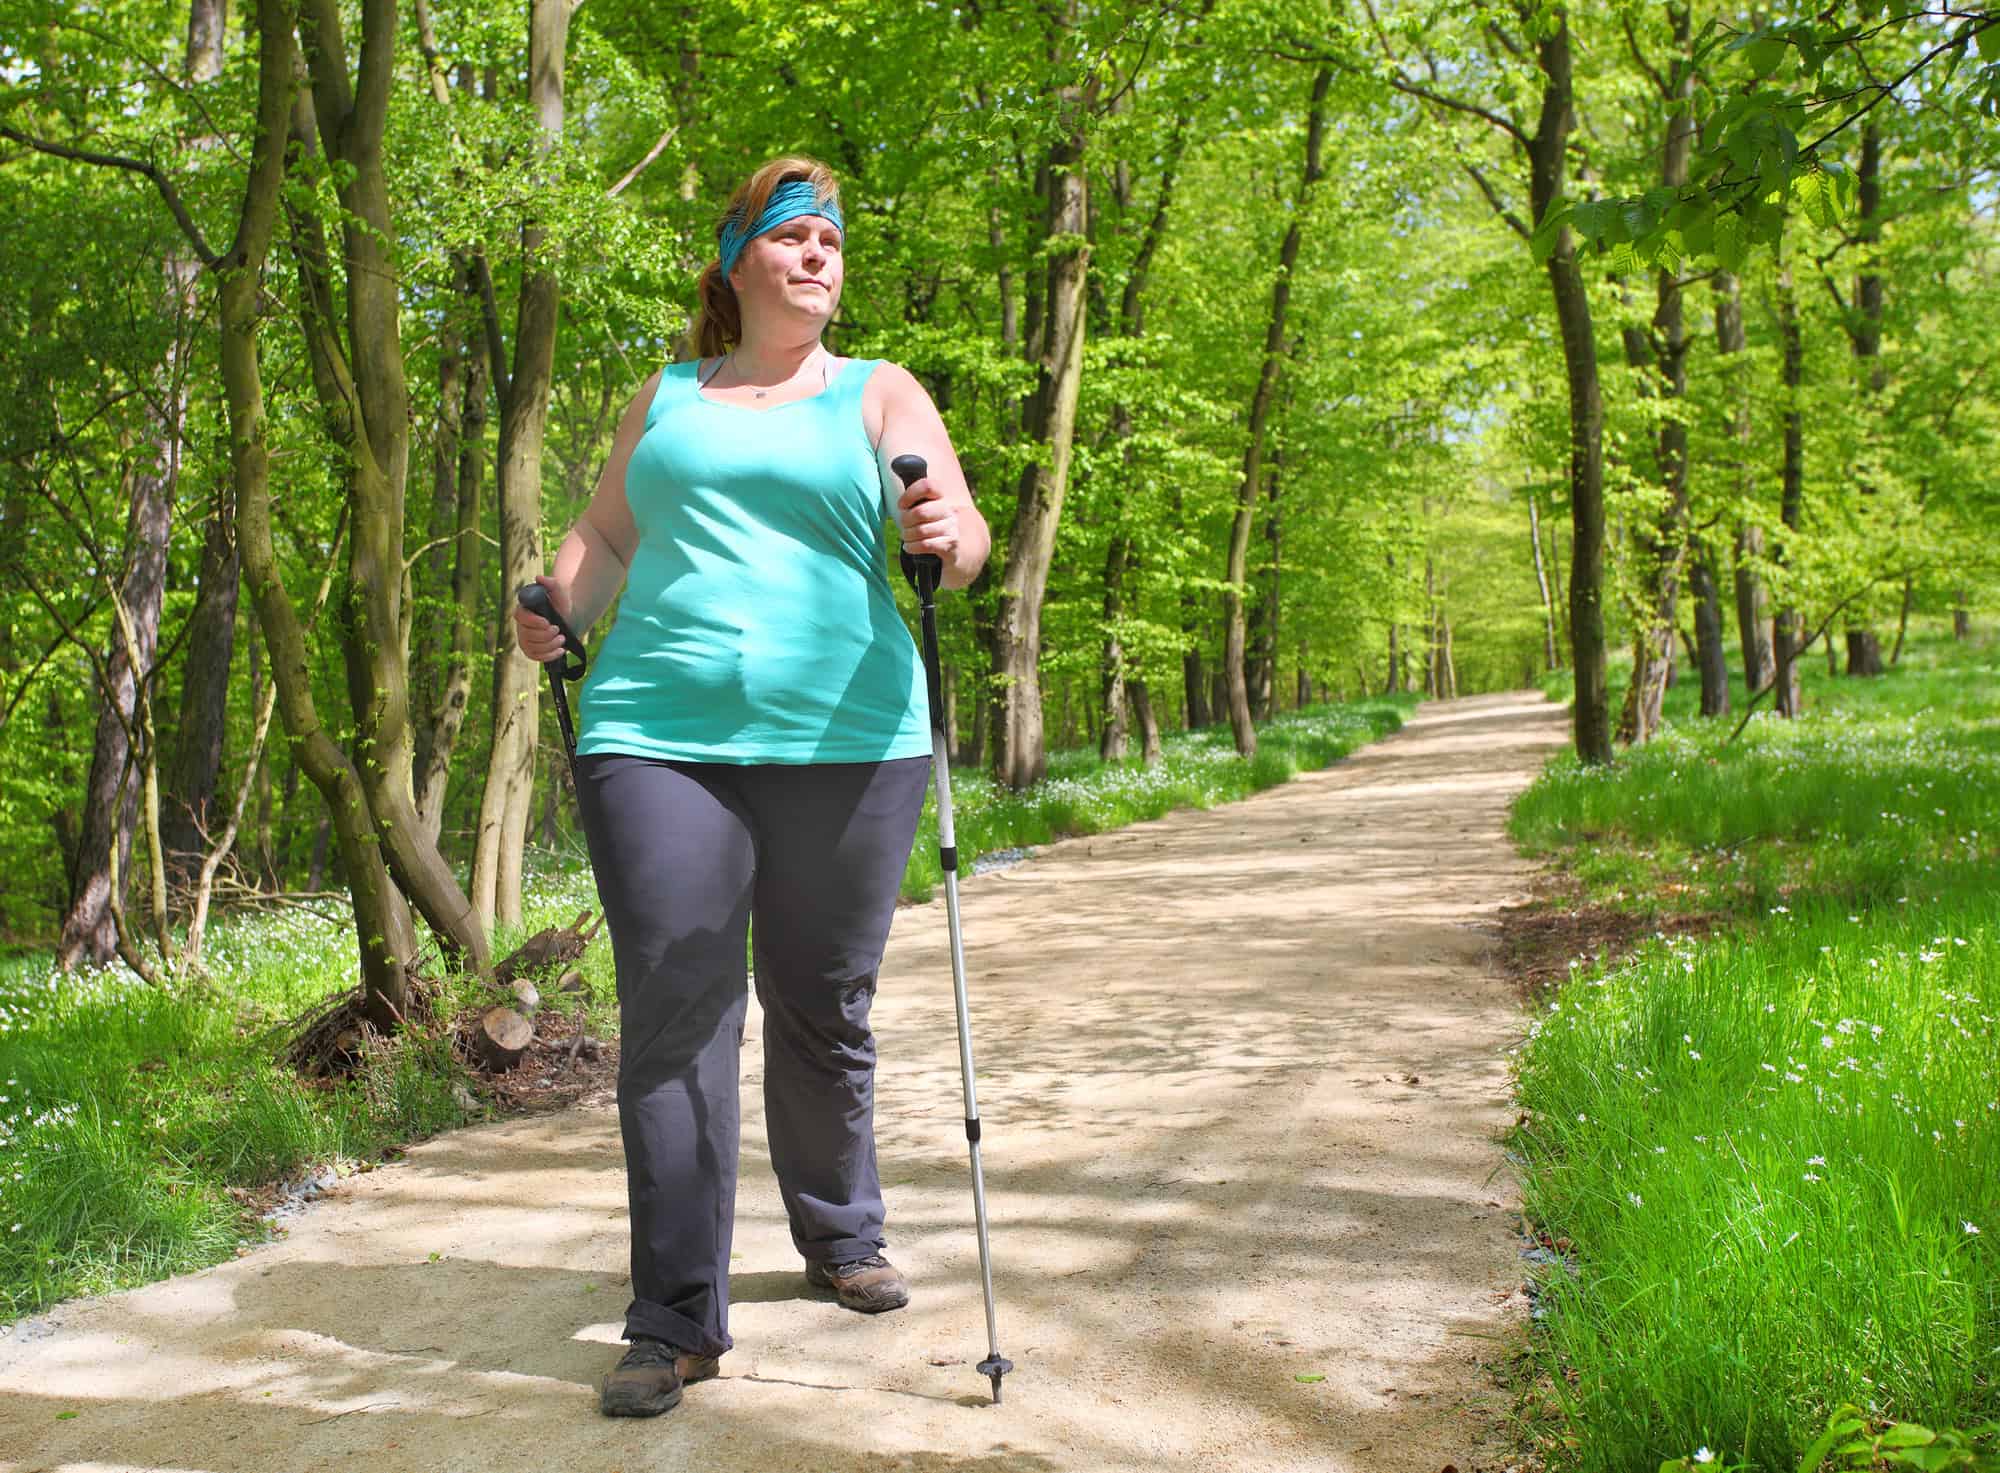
<box><xmin>58</xmin><ymin>460</ymin><xmax>175</xmax><ymax>969</ymax></box>
<box><xmin>162</xmin><ymin>483</ymin><xmax>239</xmax><ymax>886</ymax></box>
<box><xmin>413</xmin><ymin>274</ymin><xmax>487</xmax><ymax>844</ymax></box>
<box><xmin>224</xmin><ymin>0</ymin><xmax>416</xmax><ymax>1023</ymax></box>
<box><xmin>1772</xmin><ymin>262</ymin><xmax>1807</xmax><ymax>719</ymax></box>
<box><xmin>1529</xmin><ymin>490</ymin><xmax>1559</xmax><ymax>671</ymax></box>
<box><xmin>1182</xmin><ymin>601</ymin><xmax>1209</xmax><ymax>728</ymax></box>
<box><xmin>1844</xmin><ymin>122</ymin><xmax>1887</xmax><ymax>676</ymax></box>
<box><xmin>1530</xmin><ymin>16</ymin><xmax>1611</xmax><ymax>763</ymax></box>
<box><xmin>1226</xmin><ymin>65</ymin><xmax>1329</xmax><ymax>758</ymax></box>
<box><xmin>1130</xmin><ymin>679</ymin><xmax>1161</xmax><ymax>764</ymax></box>
<box><xmin>1616</xmin><ymin>9</ymin><xmax>1695</xmax><ymax>746</ymax></box>
<box><xmin>289</xmin><ymin>0</ymin><xmax>491</xmax><ymax>987</ymax></box>
<box><xmin>471</xmin><ymin>0</ymin><xmax>570</xmax><ymax>926</ymax></box>
<box><xmin>1690</xmin><ymin>547</ymin><xmax>1730</xmax><ymax>717</ymax></box>
<box><xmin>1715</xmin><ymin>272</ymin><xmax>1773</xmax><ymax>695</ymax></box>
<box><xmin>942</xmin><ymin>662</ymin><xmax>960</xmax><ymax>764</ymax></box>
<box><xmin>994</xmin><ymin>59</ymin><xmax>1092</xmax><ymax>789</ymax></box>
<box><xmin>1099</xmin><ymin>531</ymin><xmax>1129</xmax><ymax>760</ymax></box>
<box><xmin>1955</xmin><ymin>602</ymin><xmax>1971</xmax><ymax>640</ymax></box>
<box><xmin>1254</xmin><ymin>447</ymin><xmax>1283</xmax><ymax>723</ymax></box>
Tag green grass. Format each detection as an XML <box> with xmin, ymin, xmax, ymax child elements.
<box><xmin>1513</xmin><ymin>641</ymin><xmax>2000</xmax><ymax>918</ymax></box>
<box><xmin>1505</xmin><ymin>628</ymin><xmax>2000</xmax><ymax>1471</ymax></box>
<box><xmin>0</xmin><ymin>690</ymin><xmax>1412</xmax><ymax>1325</ymax></box>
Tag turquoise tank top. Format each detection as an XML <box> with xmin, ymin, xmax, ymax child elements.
<box><xmin>575</xmin><ymin>357</ymin><xmax>931</xmax><ymax>765</ymax></box>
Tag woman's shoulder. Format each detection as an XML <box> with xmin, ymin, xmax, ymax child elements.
<box><xmin>856</xmin><ymin>357</ymin><xmax>927</xmax><ymax>404</ymax></box>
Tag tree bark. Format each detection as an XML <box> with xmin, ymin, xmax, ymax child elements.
<box><xmin>1690</xmin><ymin>547</ymin><xmax>1730</xmax><ymax>716</ymax></box>
<box><xmin>993</xmin><ymin>45</ymin><xmax>1092</xmax><ymax>790</ymax></box>
<box><xmin>1130</xmin><ymin>678</ymin><xmax>1161</xmax><ymax>764</ymax></box>
<box><xmin>1099</xmin><ymin>531</ymin><xmax>1129</xmax><ymax>760</ymax></box>
<box><xmin>1715</xmin><ymin>272</ymin><xmax>1773</xmax><ymax>695</ymax></box>
<box><xmin>1845</xmin><ymin>122</ymin><xmax>1886</xmax><ymax>677</ymax></box>
<box><xmin>472</xmin><ymin>0</ymin><xmax>571</xmax><ymax>926</ymax></box>
<box><xmin>58</xmin><ymin>459</ymin><xmax>174</xmax><ymax>969</ymax></box>
<box><xmin>1225</xmin><ymin>65</ymin><xmax>1329</xmax><ymax>758</ymax></box>
<box><xmin>157</xmin><ymin>0</ymin><xmax>238</xmax><ymax>893</ymax></box>
<box><xmin>162</xmin><ymin>484</ymin><xmax>238</xmax><ymax>885</ymax></box>
<box><xmin>288</xmin><ymin>0</ymin><xmax>490</xmax><ymax>985</ymax></box>
<box><xmin>1529</xmin><ymin>14</ymin><xmax>1611</xmax><ymax>763</ymax></box>
<box><xmin>1529</xmin><ymin>489</ymin><xmax>1559</xmax><ymax>672</ymax></box>
<box><xmin>1772</xmin><ymin>263</ymin><xmax>1807</xmax><ymax>718</ymax></box>
<box><xmin>1615</xmin><ymin>7</ymin><xmax>1694</xmax><ymax>746</ymax></box>
<box><xmin>412</xmin><ymin>274</ymin><xmax>486</xmax><ymax>844</ymax></box>
<box><xmin>222</xmin><ymin>0</ymin><xmax>415</xmax><ymax>1023</ymax></box>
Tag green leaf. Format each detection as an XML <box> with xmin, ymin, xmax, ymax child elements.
<box><xmin>1796</xmin><ymin>167</ymin><xmax>1838</xmax><ymax>231</ymax></box>
<box><xmin>1530</xmin><ymin>198</ymin><xmax>1574</xmax><ymax>265</ymax></box>
<box><xmin>1294</xmin><ymin>1373</ymin><xmax>1325</xmax><ymax>1383</ymax></box>
<box><xmin>1978</xmin><ymin>22</ymin><xmax>2000</xmax><ymax>63</ymax></box>
<box><xmin>1683</xmin><ymin>204</ymin><xmax>1716</xmax><ymax>258</ymax></box>
<box><xmin>1713</xmin><ymin>211</ymin><xmax>1748</xmax><ymax>271</ymax></box>
<box><xmin>1796</xmin><ymin>1409</ymin><xmax>1866</xmax><ymax>1473</ymax></box>
<box><xmin>1746</xmin><ymin>37</ymin><xmax>1788</xmax><ymax>76</ymax></box>
<box><xmin>1877</xmin><ymin>1425</ymin><xmax>1937</xmax><ymax>1449</ymax></box>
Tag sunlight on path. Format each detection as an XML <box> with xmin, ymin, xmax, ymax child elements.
<box><xmin>0</xmin><ymin>693</ymin><xmax>1570</xmax><ymax>1473</ymax></box>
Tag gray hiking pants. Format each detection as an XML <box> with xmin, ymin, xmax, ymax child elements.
<box><xmin>573</xmin><ymin>752</ymin><xmax>931</xmax><ymax>1357</ymax></box>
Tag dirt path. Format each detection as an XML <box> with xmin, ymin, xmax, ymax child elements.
<box><xmin>0</xmin><ymin>693</ymin><xmax>1568</xmax><ymax>1473</ymax></box>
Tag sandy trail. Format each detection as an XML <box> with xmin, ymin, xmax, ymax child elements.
<box><xmin>0</xmin><ymin>692</ymin><xmax>1568</xmax><ymax>1473</ymax></box>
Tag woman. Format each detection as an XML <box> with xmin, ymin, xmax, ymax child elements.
<box><xmin>513</xmin><ymin>156</ymin><xmax>990</xmax><ymax>1418</ymax></box>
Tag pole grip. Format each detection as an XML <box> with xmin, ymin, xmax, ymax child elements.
<box><xmin>516</xmin><ymin>582</ymin><xmax>587</xmax><ymax>681</ymax></box>
<box><xmin>889</xmin><ymin>454</ymin><xmax>947</xmax><ymax>737</ymax></box>
<box><xmin>890</xmin><ymin>454</ymin><xmax>944</xmax><ymax>600</ymax></box>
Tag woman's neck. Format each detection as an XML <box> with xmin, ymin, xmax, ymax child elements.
<box><xmin>728</xmin><ymin>330</ymin><xmax>824</xmax><ymax>384</ymax></box>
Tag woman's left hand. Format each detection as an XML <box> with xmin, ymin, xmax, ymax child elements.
<box><xmin>896</xmin><ymin>478</ymin><xmax>960</xmax><ymax>559</ymax></box>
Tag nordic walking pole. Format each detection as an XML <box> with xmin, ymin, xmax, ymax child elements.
<box><xmin>515</xmin><ymin>583</ymin><xmax>587</xmax><ymax>790</ymax></box>
<box><xmin>890</xmin><ymin>453</ymin><xmax>1014</xmax><ymax>1407</ymax></box>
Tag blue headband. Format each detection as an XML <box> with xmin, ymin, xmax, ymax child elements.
<box><xmin>717</xmin><ymin>180</ymin><xmax>845</xmax><ymax>282</ymax></box>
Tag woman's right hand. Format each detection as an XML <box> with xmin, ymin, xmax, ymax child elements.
<box><xmin>513</xmin><ymin>574</ymin><xmax>574</xmax><ymax>664</ymax></box>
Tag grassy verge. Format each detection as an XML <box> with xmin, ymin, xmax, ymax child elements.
<box><xmin>0</xmin><ymin>690</ymin><xmax>1412</xmax><ymax>1325</ymax></box>
<box><xmin>1503</xmin><ymin>631</ymin><xmax>2000</xmax><ymax>1471</ymax></box>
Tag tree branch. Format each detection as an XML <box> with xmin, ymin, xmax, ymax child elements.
<box><xmin>606</xmin><ymin>124</ymin><xmax>680</xmax><ymax>198</ymax></box>
<box><xmin>0</xmin><ymin>127</ymin><xmax>219</xmax><ymax>268</ymax></box>
<box><xmin>1622</xmin><ymin>13</ymin><xmax>1670</xmax><ymax>98</ymax></box>
<box><xmin>1461</xmin><ymin>158</ymin><xmax>1530</xmax><ymax>239</ymax></box>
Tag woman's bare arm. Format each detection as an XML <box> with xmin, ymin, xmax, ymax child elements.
<box><xmin>514</xmin><ymin>371</ymin><xmax>654</xmax><ymax>660</ymax></box>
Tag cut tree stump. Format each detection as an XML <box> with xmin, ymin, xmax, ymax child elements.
<box><xmin>475</xmin><ymin>1007</ymin><xmax>534</xmax><ymax>1071</ymax></box>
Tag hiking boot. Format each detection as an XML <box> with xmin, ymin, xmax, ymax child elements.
<box><xmin>805</xmin><ymin>1253</ymin><xmax>910</xmax><ymax>1314</ymax></box>
<box><xmin>598</xmin><ymin>1338</ymin><xmax>720</xmax><ymax>1418</ymax></box>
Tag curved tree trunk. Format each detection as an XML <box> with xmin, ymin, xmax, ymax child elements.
<box><xmin>221</xmin><ymin>0</ymin><xmax>416</xmax><ymax>1025</ymax></box>
<box><xmin>290</xmin><ymin>0</ymin><xmax>490</xmax><ymax>984</ymax></box>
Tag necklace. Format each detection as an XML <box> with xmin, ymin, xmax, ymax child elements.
<box><xmin>731</xmin><ymin>348</ymin><xmax>828</xmax><ymax>399</ymax></box>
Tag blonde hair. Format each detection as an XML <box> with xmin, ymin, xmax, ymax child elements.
<box><xmin>693</xmin><ymin>155</ymin><xmax>844</xmax><ymax>359</ymax></box>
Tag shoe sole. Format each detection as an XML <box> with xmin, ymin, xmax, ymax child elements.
<box><xmin>598</xmin><ymin>1357</ymin><xmax>719</xmax><ymax>1417</ymax></box>
<box><xmin>599</xmin><ymin>1381</ymin><xmax>682</xmax><ymax>1418</ymax></box>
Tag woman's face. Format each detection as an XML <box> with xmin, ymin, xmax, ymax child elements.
<box><xmin>729</xmin><ymin>213</ymin><xmax>844</xmax><ymax>332</ymax></box>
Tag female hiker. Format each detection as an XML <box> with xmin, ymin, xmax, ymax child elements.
<box><xmin>512</xmin><ymin>154</ymin><xmax>990</xmax><ymax>1418</ymax></box>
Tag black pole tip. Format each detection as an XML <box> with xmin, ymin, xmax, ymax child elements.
<box><xmin>977</xmin><ymin>1355</ymin><xmax>1013</xmax><ymax>1406</ymax></box>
